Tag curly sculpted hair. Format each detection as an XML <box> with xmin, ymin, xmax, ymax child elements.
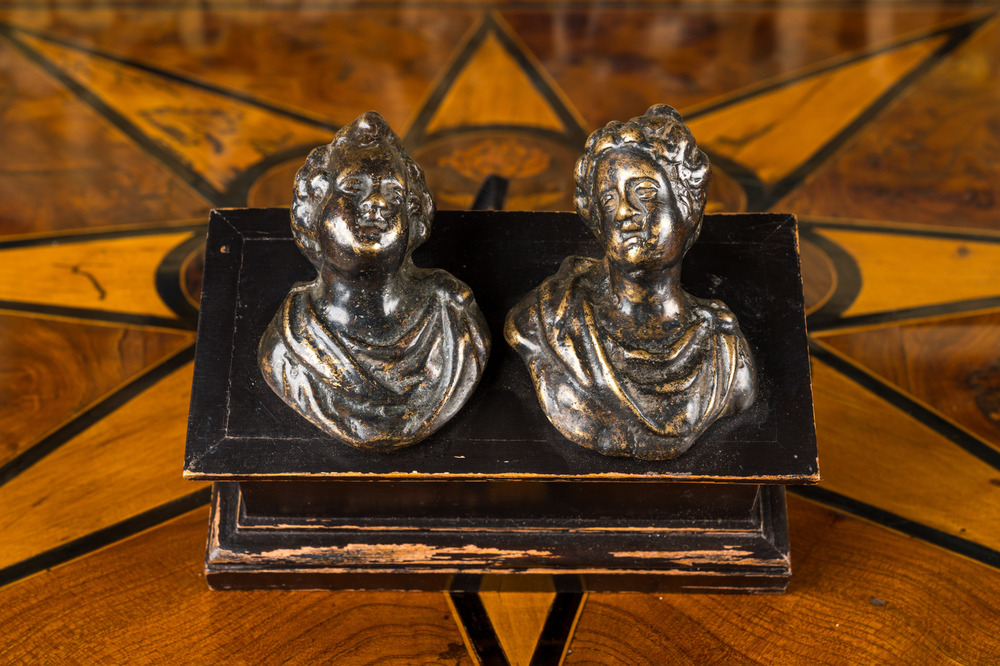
<box><xmin>290</xmin><ymin>111</ymin><xmax>435</xmax><ymax>266</ymax></box>
<box><xmin>573</xmin><ymin>105</ymin><xmax>711</xmax><ymax>239</ymax></box>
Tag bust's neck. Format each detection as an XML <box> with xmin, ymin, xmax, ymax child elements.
<box><xmin>310</xmin><ymin>260</ymin><xmax>413</xmax><ymax>335</ymax></box>
<box><xmin>604</xmin><ymin>259</ymin><xmax>689</xmax><ymax>331</ymax></box>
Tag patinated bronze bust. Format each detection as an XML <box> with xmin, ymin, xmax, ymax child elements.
<box><xmin>259</xmin><ymin>111</ymin><xmax>490</xmax><ymax>452</ymax></box>
<box><xmin>505</xmin><ymin>105</ymin><xmax>756</xmax><ymax>460</ymax></box>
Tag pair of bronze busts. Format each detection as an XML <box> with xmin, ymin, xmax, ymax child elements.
<box><xmin>258</xmin><ymin>107</ymin><xmax>756</xmax><ymax>461</ymax></box>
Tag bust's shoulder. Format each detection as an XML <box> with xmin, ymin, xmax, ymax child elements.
<box><xmin>692</xmin><ymin>297</ymin><xmax>740</xmax><ymax>334</ymax></box>
<box><xmin>412</xmin><ymin>267</ymin><xmax>475</xmax><ymax>308</ymax></box>
<box><xmin>555</xmin><ymin>255</ymin><xmax>602</xmax><ymax>281</ymax></box>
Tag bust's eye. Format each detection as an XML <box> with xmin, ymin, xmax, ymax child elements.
<box><xmin>600</xmin><ymin>192</ymin><xmax>616</xmax><ymax>211</ymax></box>
<box><xmin>383</xmin><ymin>184</ymin><xmax>404</xmax><ymax>206</ymax></box>
<box><xmin>635</xmin><ymin>185</ymin><xmax>658</xmax><ymax>201</ymax></box>
<box><xmin>338</xmin><ymin>177</ymin><xmax>365</xmax><ymax>194</ymax></box>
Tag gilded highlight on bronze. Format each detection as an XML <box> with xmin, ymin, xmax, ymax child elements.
<box><xmin>505</xmin><ymin>105</ymin><xmax>756</xmax><ymax>460</ymax></box>
<box><xmin>259</xmin><ymin>111</ymin><xmax>490</xmax><ymax>451</ymax></box>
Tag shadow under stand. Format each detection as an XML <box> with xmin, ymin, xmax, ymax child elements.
<box><xmin>184</xmin><ymin>208</ymin><xmax>818</xmax><ymax>592</ymax></box>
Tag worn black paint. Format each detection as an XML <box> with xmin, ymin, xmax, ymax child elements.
<box><xmin>185</xmin><ymin>208</ymin><xmax>817</xmax><ymax>481</ymax></box>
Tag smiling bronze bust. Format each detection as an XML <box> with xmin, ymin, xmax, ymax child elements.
<box><xmin>258</xmin><ymin>111</ymin><xmax>490</xmax><ymax>452</ymax></box>
<box><xmin>505</xmin><ymin>105</ymin><xmax>756</xmax><ymax>460</ymax></box>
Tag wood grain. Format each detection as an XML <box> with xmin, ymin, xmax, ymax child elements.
<box><xmin>0</xmin><ymin>7</ymin><xmax>480</xmax><ymax>133</ymax></box>
<box><xmin>779</xmin><ymin>13</ymin><xmax>1000</xmax><ymax>229</ymax></box>
<box><xmin>478</xmin><ymin>575</ymin><xmax>557</xmax><ymax>666</ymax></box>
<box><xmin>0</xmin><ymin>313</ymin><xmax>192</xmax><ymax>466</ymax></box>
<box><xmin>0</xmin><ymin>507</ymin><xmax>473</xmax><ymax>665</ymax></box>
<box><xmin>815</xmin><ymin>227</ymin><xmax>1000</xmax><ymax>319</ymax></box>
<box><xmin>0</xmin><ymin>37</ymin><xmax>211</xmax><ymax>235</ymax></box>
<box><xmin>17</xmin><ymin>31</ymin><xmax>335</xmax><ymax>193</ymax></box>
<box><xmin>810</xmin><ymin>354</ymin><xmax>1000</xmax><ymax>551</ymax></box>
<box><xmin>426</xmin><ymin>31</ymin><xmax>568</xmax><ymax>135</ymax></box>
<box><xmin>566</xmin><ymin>495</ymin><xmax>1000</xmax><ymax>664</ymax></box>
<box><xmin>0</xmin><ymin>0</ymin><xmax>997</xmax><ymax>660</ymax></box>
<box><xmin>502</xmin><ymin>8</ymin><xmax>976</xmax><ymax>128</ymax></box>
<box><xmin>689</xmin><ymin>36</ymin><xmax>943</xmax><ymax>185</ymax></box>
<box><xmin>819</xmin><ymin>310</ymin><xmax>1000</xmax><ymax>446</ymax></box>
<box><xmin>0</xmin><ymin>231</ymin><xmax>198</xmax><ymax>319</ymax></box>
<box><xmin>0</xmin><ymin>361</ymin><xmax>204</xmax><ymax>569</ymax></box>
<box><xmin>799</xmin><ymin>235</ymin><xmax>836</xmax><ymax>313</ymax></box>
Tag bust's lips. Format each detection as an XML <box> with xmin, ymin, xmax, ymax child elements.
<box><xmin>620</xmin><ymin>230</ymin><xmax>645</xmax><ymax>247</ymax></box>
<box><xmin>352</xmin><ymin>214</ymin><xmax>390</xmax><ymax>235</ymax></box>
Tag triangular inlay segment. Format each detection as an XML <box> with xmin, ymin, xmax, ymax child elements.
<box><xmin>820</xmin><ymin>311</ymin><xmax>1000</xmax><ymax>447</ymax></box>
<box><xmin>0</xmin><ymin>313</ymin><xmax>193</xmax><ymax>468</ymax></box>
<box><xmin>426</xmin><ymin>32</ymin><xmax>566</xmax><ymax>136</ymax></box>
<box><xmin>0</xmin><ymin>231</ymin><xmax>199</xmax><ymax>320</ymax></box>
<box><xmin>479</xmin><ymin>575</ymin><xmax>557</xmax><ymax>666</ymax></box>
<box><xmin>776</xmin><ymin>14</ymin><xmax>1000</xmax><ymax>230</ymax></box>
<box><xmin>814</xmin><ymin>227</ymin><xmax>1000</xmax><ymax>320</ymax></box>
<box><xmin>0</xmin><ymin>359</ymin><xmax>204</xmax><ymax>570</ymax></box>
<box><xmin>810</xmin><ymin>355</ymin><xmax>1000</xmax><ymax>553</ymax></box>
<box><xmin>0</xmin><ymin>37</ymin><xmax>210</xmax><ymax>235</ymax></box>
<box><xmin>13</xmin><ymin>31</ymin><xmax>334</xmax><ymax>195</ymax></box>
<box><xmin>688</xmin><ymin>35</ymin><xmax>945</xmax><ymax>186</ymax></box>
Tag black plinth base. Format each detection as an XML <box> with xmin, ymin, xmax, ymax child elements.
<box><xmin>206</xmin><ymin>481</ymin><xmax>790</xmax><ymax>592</ymax></box>
<box><xmin>185</xmin><ymin>208</ymin><xmax>817</xmax><ymax>592</ymax></box>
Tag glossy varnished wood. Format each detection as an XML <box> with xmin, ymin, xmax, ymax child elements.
<box><xmin>1</xmin><ymin>497</ymin><xmax>998</xmax><ymax>663</ymax></box>
<box><xmin>0</xmin><ymin>314</ymin><xmax>191</xmax><ymax>466</ymax></box>
<box><xmin>568</xmin><ymin>496</ymin><xmax>1000</xmax><ymax>664</ymax></box>
<box><xmin>0</xmin><ymin>2</ymin><xmax>998</xmax><ymax>662</ymax></box>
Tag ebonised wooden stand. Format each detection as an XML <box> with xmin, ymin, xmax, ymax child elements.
<box><xmin>184</xmin><ymin>208</ymin><xmax>818</xmax><ymax>592</ymax></box>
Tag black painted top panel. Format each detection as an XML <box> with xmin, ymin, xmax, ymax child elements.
<box><xmin>184</xmin><ymin>208</ymin><xmax>817</xmax><ymax>482</ymax></box>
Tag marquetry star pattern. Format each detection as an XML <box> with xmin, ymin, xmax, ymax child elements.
<box><xmin>0</xmin><ymin>6</ymin><xmax>998</xmax><ymax>663</ymax></box>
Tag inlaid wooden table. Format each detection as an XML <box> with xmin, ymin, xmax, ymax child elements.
<box><xmin>2</xmin><ymin>3</ymin><xmax>999</xmax><ymax>663</ymax></box>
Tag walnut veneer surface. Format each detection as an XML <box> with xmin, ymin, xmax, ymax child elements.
<box><xmin>1</xmin><ymin>2</ymin><xmax>999</xmax><ymax>663</ymax></box>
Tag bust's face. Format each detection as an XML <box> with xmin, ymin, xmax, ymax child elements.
<box><xmin>593</xmin><ymin>145</ymin><xmax>689</xmax><ymax>272</ymax></box>
<box><xmin>315</xmin><ymin>142</ymin><xmax>410</xmax><ymax>273</ymax></box>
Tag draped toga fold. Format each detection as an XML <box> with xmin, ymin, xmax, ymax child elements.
<box><xmin>259</xmin><ymin>271</ymin><xmax>489</xmax><ymax>450</ymax></box>
<box><xmin>505</xmin><ymin>256</ymin><xmax>755</xmax><ymax>460</ymax></box>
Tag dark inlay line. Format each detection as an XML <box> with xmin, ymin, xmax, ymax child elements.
<box><xmin>758</xmin><ymin>15</ymin><xmax>990</xmax><ymax>210</ymax></box>
<box><xmin>703</xmin><ymin>151</ymin><xmax>767</xmax><ymax>214</ymax></box>
<box><xmin>790</xmin><ymin>485</ymin><xmax>1000</xmax><ymax>570</ymax></box>
<box><xmin>449</xmin><ymin>581</ymin><xmax>508</xmax><ymax>665</ymax></box>
<box><xmin>405</xmin><ymin>14</ymin><xmax>587</xmax><ymax>149</ymax></box>
<box><xmin>800</xmin><ymin>227</ymin><xmax>863</xmax><ymax>328</ymax></box>
<box><xmin>4</xmin><ymin>24</ymin><xmax>339</xmax><ymax>133</ymax></box>
<box><xmin>0</xmin><ymin>223</ymin><xmax>208</xmax><ymax>250</ymax></box>
<box><xmin>685</xmin><ymin>13</ymin><xmax>989</xmax><ymax>124</ymax></box>
<box><xmin>0</xmin><ymin>26</ymin><xmax>236</xmax><ymax>208</ymax></box>
<box><xmin>810</xmin><ymin>297</ymin><xmax>1000</xmax><ymax>333</ymax></box>
<box><xmin>422</xmin><ymin>124</ymin><xmax>582</xmax><ymax>147</ymax></box>
<box><xmin>810</xmin><ymin>341</ymin><xmax>1000</xmax><ymax>471</ymax></box>
<box><xmin>801</xmin><ymin>219</ymin><xmax>1000</xmax><ymax>244</ymax></box>
<box><xmin>0</xmin><ymin>487</ymin><xmax>212</xmax><ymax>590</ymax></box>
<box><xmin>0</xmin><ymin>344</ymin><xmax>197</xmax><ymax>489</ymax></box>
<box><xmin>0</xmin><ymin>301</ymin><xmax>194</xmax><ymax>330</ymax></box>
<box><xmin>404</xmin><ymin>17</ymin><xmax>493</xmax><ymax>149</ymax></box>
<box><xmin>531</xmin><ymin>577</ymin><xmax>586</xmax><ymax>666</ymax></box>
<box><xmin>488</xmin><ymin>14</ymin><xmax>589</xmax><ymax>145</ymax></box>
<box><xmin>155</xmin><ymin>232</ymin><xmax>206</xmax><ymax>324</ymax></box>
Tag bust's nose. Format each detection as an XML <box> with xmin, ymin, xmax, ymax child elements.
<box><xmin>360</xmin><ymin>191</ymin><xmax>388</xmax><ymax>216</ymax></box>
<box><xmin>616</xmin><ymin>198</ymin><xmax>640</xmax><ymax>227</ymax></box>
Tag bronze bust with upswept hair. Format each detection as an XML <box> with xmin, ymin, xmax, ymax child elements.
<box><xmin>505</xmin><ymin>105</ymin><xmax>756</xmax><ymax>460</ymax></box>
<box><xmin>259</xmin><ymin>111</ymin><xmax>490</xmax><ymax>451</ymax></box>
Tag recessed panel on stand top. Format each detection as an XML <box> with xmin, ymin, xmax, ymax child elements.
<box><xmin>184</xmin><ymin>207</ymin><xmax>817</xmax><ymax>484</ymax></box>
